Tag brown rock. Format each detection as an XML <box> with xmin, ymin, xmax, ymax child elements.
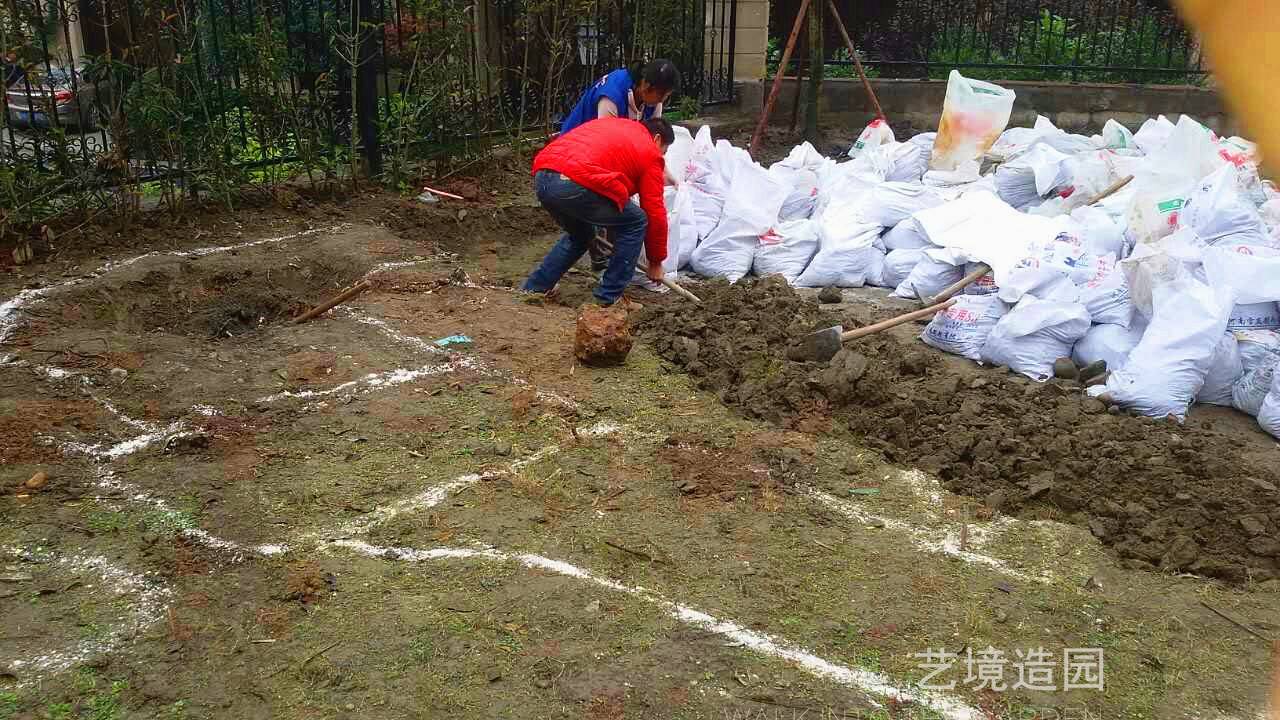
<box><xmin>1246</xmin><ymin>536</ymin><xmax>1280</xmax><ymax>558</ymax></box>
<box><xmin>23</xmin><ymin>471</ymin><xmax>48</xmax><ymax>491</ymax></box>
<box><xmin>1163</xmin><ymin>535</ymin><xmax>1200</xmax><ymax>568</ymax></box>
<box><xmin>1052</xmin><ymin>357</ymin><xmax>1079</xmax><ymax>380</ymax></box>
<box><xmin>817</xmin><ymin>286</ymin><xmax>843</xmax><ymax>304</ymax></box>
<box><xmin>1240</xmin><ymin>515</ymin><xmax>1267</xmax><ymax>537</ymax></box>
<box><xmin>574</xmin><ymin>305</ymin><xmax>633</xmax><ymax>367</ymax></box>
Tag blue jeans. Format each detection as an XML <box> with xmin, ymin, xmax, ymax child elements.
<box><xmin>522</xmin><ymin>169</ymin><xmax>647</xmax><ymax>305</ymax></box>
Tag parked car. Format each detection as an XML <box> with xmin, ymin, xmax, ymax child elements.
<box><xmin>6</xmin><ymin>65</ymin><xmax>99</xmax><ymax>131</ymax></box>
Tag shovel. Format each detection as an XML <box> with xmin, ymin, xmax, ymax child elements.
<box><xmin>595</xmin><ymin>232</ymin><xmax>702</xmax><ymax>303</ymax></box>
<box><xmin>791</xmin><ymin>298</ymin><xmax>957</xmax><ymax>362</ymax></box>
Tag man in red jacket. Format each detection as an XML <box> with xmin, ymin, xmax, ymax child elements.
<box><xmin>522</xmin><ymin>117</ymin><xmax>674</xmax><ymax>307</ymax></box>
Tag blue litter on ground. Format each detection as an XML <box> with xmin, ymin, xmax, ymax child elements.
<box><xmin>434</xmin><ymin>335</ymin><xmax>473</xmax><ymax>347</ymax></box>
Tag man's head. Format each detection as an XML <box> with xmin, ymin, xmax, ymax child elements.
<box><xmin>643</xmin><ymin>117</ymin><xmax>675</xmax><ymax>152</ymax></box>
<box><xmin>632</xmin><ymin>59</ymin><xmax>679</xmax><ymax>107</ymax></box>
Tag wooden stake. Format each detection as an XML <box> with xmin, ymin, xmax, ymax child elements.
<box><xmin>293</xmin><ymin>280</ymin><xmax>373</xmax><ymax>324</ymax></box>
<box><xmin>749</xmin><ymin>0</ymin><xmax>812</xmax><ymax>157</ymax></box>
<box><xmin>827</xmin><ymin>0</ymin><xmax>884</xmax><ymax>121</ymax></box>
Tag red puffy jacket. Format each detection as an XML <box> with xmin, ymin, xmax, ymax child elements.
<box><xmin>532</xmin><ymin>118</ymin><xmax>668</xmax><ymax>263</ymax></box>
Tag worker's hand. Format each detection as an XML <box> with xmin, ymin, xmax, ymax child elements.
<box><xmin>646</xmin><ymin>260</ymin><xmax>665</xmax><ymax>283</ymax></box>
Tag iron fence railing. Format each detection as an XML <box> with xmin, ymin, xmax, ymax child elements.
<box><xmin>0</xmin><ymin>0</ymin><xmax>735</xmax><ymax>197</ymax></box>
<box><xmin>770</xmin><ymin>0</ymin><xmax>1206</xmax><ymax>85</ymax></box>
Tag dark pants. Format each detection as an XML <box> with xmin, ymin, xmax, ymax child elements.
<box><xmin>523</xmin><ymin>170</ymin><xmax>646</xmax><ymax>305</ymax></box>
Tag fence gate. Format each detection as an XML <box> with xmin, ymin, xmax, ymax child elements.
<box><xmin>0</xmin><ymin>0</ymin><xmax>735</xmax><ymax>196</ymax></box>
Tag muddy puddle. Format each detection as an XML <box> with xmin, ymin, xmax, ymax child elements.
<box><xmin>637</xmin><ymin>277</ymin><xmax>1280</xmax><ymax>584</ymax></box>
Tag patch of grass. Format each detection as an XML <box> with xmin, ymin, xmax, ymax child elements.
<box><xmin>0</xmin><ymin>691</ymin><xmax>18</xmax><ymax>720</ymax></box>
<box><xmin>83</xmin><ymin>510</ymin><xmax>129</xmax><ymax>533</ymax></box>
<box><xmin>140</xmin><ymin>508</ymin><xmax>199</xmax><ymax>534</ymax></box>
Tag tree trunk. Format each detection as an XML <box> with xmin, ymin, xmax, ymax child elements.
<box><xmin>803</xmin><ymin>0</ymin><xmax>823</xmax><ymax>143</ymax></box>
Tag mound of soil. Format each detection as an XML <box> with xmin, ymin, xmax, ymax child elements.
<box><xmin>638</xmin><ymin>278</ymin><xmax>1280</xmax><ymax>584</ymax></box>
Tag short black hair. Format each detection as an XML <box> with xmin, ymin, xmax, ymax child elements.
<box><xmin>643</xmin><ymin>117</ymin><xmax>675</xmax><ymax>146</ymax></box>
<box><xmin>629</xmin><ymin>59</ymin><xmax>680</xmax><ymax>93</ymax></box>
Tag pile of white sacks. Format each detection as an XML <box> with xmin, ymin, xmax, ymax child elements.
<box><xmin>649</xmin><ymin>71</ymin><xmax>1280</xmax><ymax>439</ymax></box>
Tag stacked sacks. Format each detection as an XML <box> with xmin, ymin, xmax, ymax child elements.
<box><xmin>664</xmin><ymin>101</ymin><xmax>1280</xmax><ymax>437</ymax></box>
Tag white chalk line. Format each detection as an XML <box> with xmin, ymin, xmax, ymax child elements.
<box><xmin>332</xmin><ymin>539</ymin><xmax>982</xmax><ymax>720</ymax></box>
<box><xmin>805</xmin><ymin>487</ymin><xmax>1049</xmax><ymax>584</ymax></box>
<box><xmin>340</xmin><ymin>307</ymin><xmax>579</xmax><ymax>411</ymax></box>
<box><xmin>1</xmin><ymin>547</ymin><xmax>173</xmax><ymax>684</ymax></box>
<box><xmin>0</xmin><ymin>225</ymin><xmax>346</xmax><ymax>346</ymax></box>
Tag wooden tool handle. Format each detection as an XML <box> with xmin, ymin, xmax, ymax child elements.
<box><xmin>293</xmin><ymin>280</ymin><xmax>372</xmax><ymax>324</ymax></box>
<box><xmin>840</xmin><ymin>299</ymin><xmax>956</xmax><ymax>341</ymax></box>
<box><xmin>1087</xmin><ymin>175</ymin><xmax>1134</xmax><ymax>205</ymax></box>
<box><xmin>931</xmin><ymin>263</ymin><xmax>991</xmax><ymax>305</ymax></box>
<box><xmin>661</xmin><ymin>277</ymin><xmax>702</xmax><ymax>303</ymax></box>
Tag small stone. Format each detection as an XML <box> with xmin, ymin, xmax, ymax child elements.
<box><xmin>969</xmin><ymin>378</ymin><xmax>989</xmax><ymax>390</ymax></box>
<box><xmin>866</xmin><ymin>517</ymin><xmax>885</xmax><ymax>528</ymax></box>
<box><xmin>1087</xmin><ymin>518</ymin><xmax>1110</xmax><ymax>540</ymax></box>
<box><xmin>574</xmin><ymin>305</ymin><xmax>633</xmax><ymax>367</ymax></box>
<box><xmin>533</xmin><ymin>678</ymin><xmax>553</xmax><ymax>689</ymax></box>
<box><xmin>23</xmin><ymin>471</ymin><xmax>48</xmax><ymax>490</ymax></box>
<box><xmin>345</xmin><ymin>703</ymin><xmax>356</xmax><ymax>711</ymax></box>
<box><xmin>416</xmin><ymin>191</ymin><xmax>440</xmax><ymax>204</ymax></box>
<box><xmin>817</xmin><ymin>286</ymin><xmax>843</xmax><ymax>304</ymax></box>
<box><xmin>1078</xmin><ymin>359</ymin><xmax>1107</xmax><ymax>381</ymax></box>
<box><xmin>1247</xmin><ymin>536</ymin><xmax>1280</xmax><ymax>558</ymax></box>
<box><xmin>1240</xmin><ymin>516</ymin><xmax>1267</xmax><ymax>537</ymax></box>
<box><xmin>1174</xmin><ymin>492</ymin><xmax>1192</xmax><ymax>501</ymax></box>
<box><xmin>1081</xmin><ymin>398</ymin><xmax>1106</xmax><ymax>415</ymax></box>
<box><xmin>1249</xmin><ymin>478</ymin><xmax>1278</xmax><ymax>494</ymax></box>
<box><xmin>1163</xmin><ymin>535</ymin><xmax>1200</xmax><ymax>567</ymax></box>
<box><xmin>584</xmin><ymin>600</ymin><xmax>602</xmax><ymax>614</ymax></box>
<box><xmin>1107</xmin><ymin>404</ymin><xmax>1122</xmax><ymax>415</ymax></box>
<box><xmin>1026</xmin><ymin>472</ymin><xmax>1054</xmax><ymax>498</ymax></box>
<box><xmin>109</xmin><ymin>367</ymin><xmax>128</xmax><ymax>381</ymax></box>
<box><xmin>673</xmin><ymin>337</ymin><xmax>700</xmax><ymax>365</ymax></box>
<box><xmin>992</xmin><ymin>608</ymin><xmax>1009</xmax><ymax>623</ymax></box>
<box><xmin>676</xmin><ymin>480</ymin><xmax>699</xmax><ymax>494</ymax></box>
<box><xmin>493</xmin><ymin>439</ymin><xmax>513</xmax><ymax>457</ymax></box>
<box><xmin>985</xmin><ymin>489</ymin><xmax>1007</xmax><ymax>512</ymax></box>
<box><xmin>1052</xmin><ymin>357</ymin><xmax>1079</xmax><ymax>380</ymax></box>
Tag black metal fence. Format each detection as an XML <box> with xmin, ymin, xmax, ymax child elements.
<box><xmin>0</xmin><ymin>0</ymin><xmax>735</xmax><ymax>232</ymax></box>
<box><xmin>770</xmin><ymin>0</ymin><xmax>1206</xmax><ymax>85</ymax></box>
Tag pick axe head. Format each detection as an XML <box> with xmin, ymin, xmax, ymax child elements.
<box><xmin>789</xmin><ymin>324</ymin><xmax>844</xmax><ymax>362</ymax></box>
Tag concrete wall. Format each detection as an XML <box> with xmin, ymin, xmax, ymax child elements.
<box><xmin>735</xmin><ymin>77</ymin><xmax>1239</xmax><ymax>136</ymax></box>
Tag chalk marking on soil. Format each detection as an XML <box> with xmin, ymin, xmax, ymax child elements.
<box><xmin>332</xmin><ymin>539</ymin><xmax>982</xmax><ymax>720</ymax></box>
<box><xmin>805</xmin><ymin>487</ymin><xmax>1048</xmax><ymax>584</ymax></box>
<box><xmin>61</xmin><ymin>420</ymin><xmax>190</xmax><ymax>461</ymax></box>
<box><xmin>311</xmin><ymin>420</ymin><xmax>623</xmax><ymax>540</ymax></box>
<box><xmin>0</xmin><ymin>547</ymin><xmax>173</xmax><ymax>685</ymax></box>
<box><xmin>0</xmin><ymin>225</ymin><xmax>346</xmax><ymax>345</ymax></box>
<box><xmin>258</xmin><ymin>363</ymin><xmax>459</xmax><ymax>402</ymax></box>
<box><xmin>340</xmin><ymin>307</ymin><xmax>579</xmax><ymax>411</ymax></box>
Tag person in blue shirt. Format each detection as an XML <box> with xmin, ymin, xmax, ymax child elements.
<box><xmin>560</xmin><ymin>59</ymin><xmax>679</xmax><ymax>137</ymax></box>
<box><xmin>560</xmin><ymin>59</ymin><xmax>680</xmax><ymax>275</ymax></box>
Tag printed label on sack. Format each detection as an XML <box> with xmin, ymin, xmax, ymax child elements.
<box><xmin>972</xmin><ymin>86</ymin><xmax>1002</xmax><ymax>96</ymax></box>
<box><xmin>1156</xmin><ymin>198</ymin><xmax>1185</xmax><ymax>214</ymax></box>
<box><xmin>758</xmin><ymin>228</ymin><xmax>783</xmax><ymax>246</ymax></box>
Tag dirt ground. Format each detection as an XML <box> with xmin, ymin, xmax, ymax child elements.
<box><xmin>1</xmin><ymin>136</ymin><xmax>1278</xmax><ymax>720</ymax></box>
